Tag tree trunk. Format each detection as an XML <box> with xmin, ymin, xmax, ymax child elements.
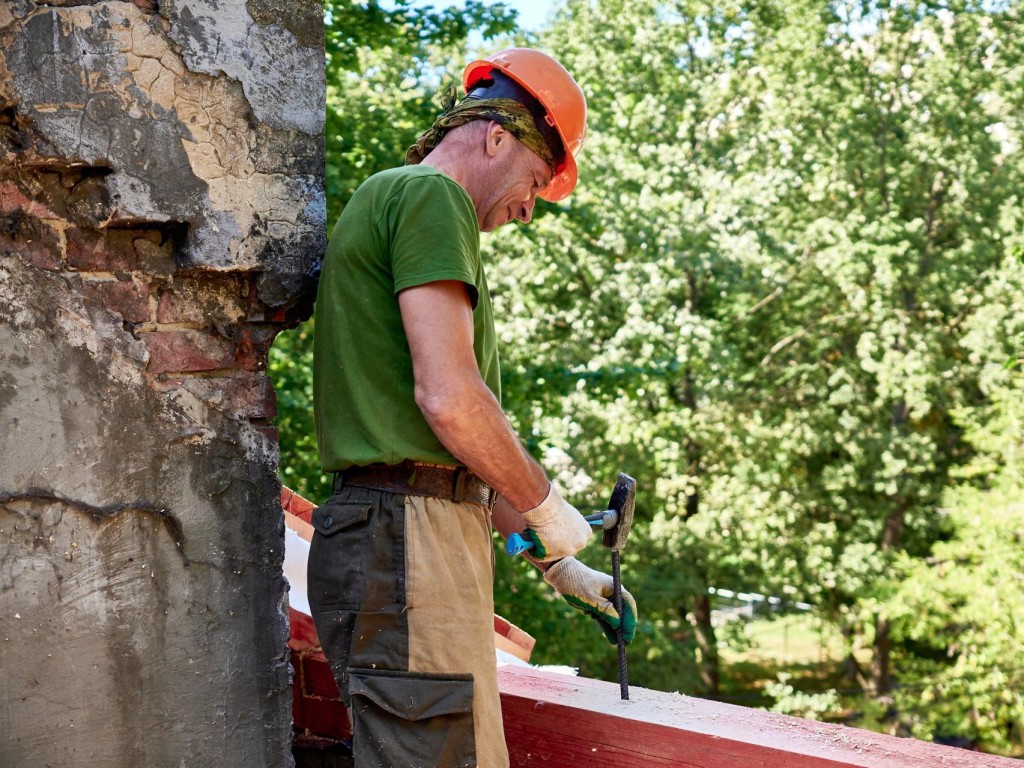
<box><xmin>676</xmin><ymin>269</ymin><xmax>719</xmax><ymax>696</ymax></box>
<box><xmin>692</xmin><ymin>588</ymin><xmax>720</xmax><ymax>696</ymax></box>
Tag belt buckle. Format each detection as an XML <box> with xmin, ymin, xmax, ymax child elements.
<box><xmin>452</xmin><ymin>466</ymin><xmax>468</xmax><ymax>504</ymax></box>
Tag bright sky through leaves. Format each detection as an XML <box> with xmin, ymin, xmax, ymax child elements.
<box><xmin>382</xmin><ymin>0</ymin><xmax>556</xmax><ymax>30</ymax></box>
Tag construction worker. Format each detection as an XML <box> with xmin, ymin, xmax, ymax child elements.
<box><xmin>308</xmin><ymin>48</ymin><xmax>638</xmax><ymax>767</ymax></box>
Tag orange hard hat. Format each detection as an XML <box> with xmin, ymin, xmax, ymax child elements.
<box><xmin>463</xmin><ymin>48</ymin><xmax>587</xmax><ymax>202</ymax></box>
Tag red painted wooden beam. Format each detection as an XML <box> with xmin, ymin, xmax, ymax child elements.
<box><xmin>498</xmin><ymin>666</ymin><xmax>1017</xmax><ymax>768</ymax></box>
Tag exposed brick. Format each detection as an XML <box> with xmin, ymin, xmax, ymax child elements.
<box><xmin>295</xmin><ymin>691</ymin><xmax>351</xmax><ymax>741</ymax></box>
<box><xmin>180</xmin><ymin>374</ymin><xmax>277</xmax><ymax>419</ymax></box>
<box><xmin>20</xmin><ymin>241</ymin><xmax>63</xmax><ymax>271</ymax></box>
<box><xmin>142</xmin><ymin>330</ymin><xmax>235</xmax><ymax>373</ymax></box>
<box><xmin>235</xmin><ymin>325</ymin><xmax>277</xmax><ymax>372</ymax></box>
<box><xmin>66</xmin><ymin>228</ymin><xmax>135</xmax><ymax>272</ymax></box>
<box><xmin>157</xmin><ymin>276</ymin><xmax>247</xmax><ymax>325</ymax></box>
<box><xmin>253</xmin><ymin>424</ymin><xmax>279</xmax><ymax>443</ymax></box>
<box><xmin>0</xmin><ymin>217</ymin><xmax>62</xmax><ymax>271</ymax></box>
<box><xmin>293</xmin><ymin>651</ymin><xmax>351</xmax><ymax>741</ymax></box>
<box><xmin>302</xmin><ymin>652</ymin><xmax>342</xmax><ymax>700</ymax></box>
<box><xmin>135</xmin><ymin>237</ymin><xmax>176</xmax><ymax>278</ymax></box>
<box><xmin>244</xmin><ymin>277</ymin><xmax>272</xmax><ymax>322</ymax></box>
<box><xmin>83</xmin><ymin>278</ymin><xmax>151</xmax><ymax>323</ymax></box>
<box><xmin>0</xmin><ymin>180</ymin><xmax>60</xmax><ymax>219</ymax></box>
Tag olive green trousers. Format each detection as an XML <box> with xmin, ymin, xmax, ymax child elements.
<box><xmin>307</xmin><ymin>483</ymin><xmax>509</xmax><ymax>768</ymax></box>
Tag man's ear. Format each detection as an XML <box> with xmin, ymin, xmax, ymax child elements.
<box><xmin>484</xmin><ymin>120</ymin><xmax>510</xmax><ymax>158</ymax></box>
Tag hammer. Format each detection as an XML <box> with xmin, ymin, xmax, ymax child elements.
<box><xmin>506</xmin><ymin>473</ymin><xmax>636</xmax><ymax>700</ymax></box>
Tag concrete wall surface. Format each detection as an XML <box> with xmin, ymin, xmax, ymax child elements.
<box><xmin>0</xmin><ymin>1</ymin><xmax>325</xmax><ymax>765</ymax></box>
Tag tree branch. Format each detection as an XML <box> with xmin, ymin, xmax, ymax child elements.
<box><xmin>760</xmin><ymin>312</ymin><xmax>856</xmax><ymax>368</ymax></box>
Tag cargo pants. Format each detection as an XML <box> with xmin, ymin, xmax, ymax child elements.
<box><xmin>307</xmin><ymin>482</ymin><xmax>509</xmax><ymax>768</ymax></box>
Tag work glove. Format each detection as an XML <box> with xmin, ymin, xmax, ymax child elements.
<box><xmin>520</xmin><ymin>484</ymin><xmax>593</xmax><ymax>561</ymax></box>
<box><xmin>544</xmin><ymin>557</ymin><xmax>638</xmax><ymax>645</ymax></box>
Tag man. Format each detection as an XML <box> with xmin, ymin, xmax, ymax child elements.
<box><xmin>309</xmin><ymin>48</ymin><xmax>638</xmax><ymax>768</ymax></box>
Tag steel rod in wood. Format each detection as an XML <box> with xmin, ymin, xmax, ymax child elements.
<box><xmin>611</xmin><ymin>548</ymin><xmax>628</xmax><ymax>700</ymax></box>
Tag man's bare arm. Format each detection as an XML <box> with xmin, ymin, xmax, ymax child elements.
<box><xmin>398</xmin><ymin>280</ymin><xmax>549</xmax><ymax>512</ymax></box>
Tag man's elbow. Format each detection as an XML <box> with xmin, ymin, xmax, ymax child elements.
<box><xmin>415</xmin><ymin>376</ymin><xmax>489</xmax><ymax>431</ymax></box>
<box><xmin>415</xmin><ymin>384</ymin><xmax>464</xmax><ymax>432</ymax></box>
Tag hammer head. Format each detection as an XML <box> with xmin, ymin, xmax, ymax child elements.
<box><xmin>603</xmin><ymin>473</ymin><xmax>636</xmax><ymax>551</ymax></box>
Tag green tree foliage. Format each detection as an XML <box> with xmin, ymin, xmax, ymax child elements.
<box><xmin>874</xmin><ymin>249</ymin><xmax>1024</xmax><ymax>752</ymax></box>
<box><xmin>732</xmin><ymin>0</ymin><xmax>1024</xmax><ymax>697</ymax></box>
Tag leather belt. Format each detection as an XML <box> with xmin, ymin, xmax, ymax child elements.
<box><xmin>334</xmin><ymin>461</ymin><xmax>495</xmax><ymax>508</ymax></box>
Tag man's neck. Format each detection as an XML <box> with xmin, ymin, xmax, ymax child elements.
<box><xmin>420</xmin><ymin>151</ymin><xmax>471</xmax><ymax>194</ymax></box>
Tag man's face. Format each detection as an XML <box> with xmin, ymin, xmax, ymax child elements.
<box><xmin>475</xmin><ymin>126</ymin><xmax>554</xmax><ymax>233</ymax></box>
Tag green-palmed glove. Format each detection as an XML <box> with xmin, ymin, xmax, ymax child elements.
<box><xmin>520</xmin><ymin>484</ymin><xmax>593</xmax><ymax>561</ymax></box>
<box><xmin>544</xmin><ymin>557</ymin><xmax>638</xmax><ymax>645</ymax></box>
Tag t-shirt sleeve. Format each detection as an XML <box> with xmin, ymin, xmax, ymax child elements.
<box><xmin>384</xmin><ymin>175</ymin><xmax>481</xmax><ymax>307</ymax></box>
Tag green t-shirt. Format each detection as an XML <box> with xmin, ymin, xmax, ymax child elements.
<box><xmin>313</xmin><ymin>165</ymin><xmax>500</xmax><ymax>472</ymax></box>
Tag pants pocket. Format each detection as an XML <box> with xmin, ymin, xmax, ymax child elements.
<box><xmin>348</xmin><ymin>668</ymin><xmax>476</xmax><ymax>768</ymax></box>
<box><xmin>307</xmin><ymin>500</ymin><xmax>372</xmax><ymax>611</ymax></box>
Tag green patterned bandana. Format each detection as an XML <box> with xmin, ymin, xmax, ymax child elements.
<box><xmin>405</xmin><ymin>84</ymin><xmax>558</xmax><ymax>172</ymax></box>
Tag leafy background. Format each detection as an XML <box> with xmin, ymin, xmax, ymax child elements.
<box><xmin>271</xmin><ymin>0</ymin><xmax>1024</xmax><ymax>755</ymax></box>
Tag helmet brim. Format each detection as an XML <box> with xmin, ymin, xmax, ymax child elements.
<box><xmin>540</xmin><ymin>152</ymin><xmax>576</xmax><ymax>202</ymax></box>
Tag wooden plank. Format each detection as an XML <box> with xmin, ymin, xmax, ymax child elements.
<box><xmin>288</xmin><ymin>607</ymin><xmax>321</xmax><ymax>652</ymax></box>
<box><xmin>285</xmin><ymin>508</ymin><xmax>315</xmax><ymax>543</ymax></box>
<box><xmin>498</xmin><ymin>666</ymin><xmax>1017</xmax><ymax>768</ymax></box>
<box><xmin>494</xmin><ymin>614</ymin><xmax>536</xmax><ymax>662</ymax></box>
<box><xmin>281</xmin><ymin>485</ymin><xmax>317</xmax><ymax>523</ymax></box>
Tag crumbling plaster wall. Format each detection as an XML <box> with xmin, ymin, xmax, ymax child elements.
<box><xmin>0</xmin><ymin>1</ymin><xmax>324</xmax><ymax>765</ymax></box>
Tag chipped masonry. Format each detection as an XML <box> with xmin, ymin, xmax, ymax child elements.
<box><xmin>0</xmin><ymin>2</ymin><xmax>325</xmax><ymax>766</ymax></box>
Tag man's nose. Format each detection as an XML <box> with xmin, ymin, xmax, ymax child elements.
<box><xmin>518</xmin><ymin>196</ymin><xmax>536</xmax><ymax>224</ymax></box>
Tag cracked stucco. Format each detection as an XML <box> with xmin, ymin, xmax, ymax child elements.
<box><xmin>1</xmin><ymin>1</ymin><xmax>325</xmax><ymax>290</ymax></box>
<box><xmin>161</xmin><ymin>0</ymin><xmax>324</xmax><ymax>136</ymax></box>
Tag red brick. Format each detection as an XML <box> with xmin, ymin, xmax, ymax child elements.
<box><xmin>302</xmin><ymin>653</ymin><xmax>342</xmax><ymax>700</ymax></box>
<box><xmin>244</xmin><ymin>278</ymin><xmax>269</xmax><ymax>322</ymax></box>
<box><xmin>294</xmin><ymin>665</ymin><xmax>351</xmax><ymax>741</ymax></box>
<box><xmin>253</xmin><ymin>424</ymin><xmax>279</xmax><ymax>443</ymax></box>
<box><xmin>235</xmin><ymin>325</ymin><xmax>277</xmax><ymax>372</ymax></box>
<box><xmin>66</xmin><ymin>228</ymin><xmax>134</xmax><ymax>272</ymax></box>
<box><xmin>141</xmin><ymin>330</ymin><xmax>235</xmax><ymax>373</ymax></box>
<box><xmin>21</xmin><ymin>240</ymin><xmax>63</xmax><ymax>271</ymax></box>
<box><xmin>134</xmin><ymin>237</ymin><xmax>175</xmax><ymax>278</ymax></box>
<box><xmin>295</xmin><ymin>693</ymin><xmax>351</xmax><ymax>740</ymax></box>
<box><xmin>180</xmin><ymin>374</ymin><xmax>277</xmax><ymax>419</ymax></box>
<box><xmin>83</xmin><ymin>278</ymin><xmax>151</xmax><ymax>323</ymax></box>
<box><xmin>0</xmin><ymin>181</ymin><xmax>59</xmax><ymax>219</ymax></box>
<box><xmin>0</xmin><ymin>215</ymin><xmax>62</xmax><ymax>270</ymax></box>
<box><xmin>157</xmin><ymin>277</ymin><xmax>247</xmax><ymax>324</ymax></box>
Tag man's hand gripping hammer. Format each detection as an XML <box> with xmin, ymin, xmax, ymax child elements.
<box><xmin>507</xmin><ymin>473</ymin><xmax>637</xmax><ymax>700</ymax></box>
